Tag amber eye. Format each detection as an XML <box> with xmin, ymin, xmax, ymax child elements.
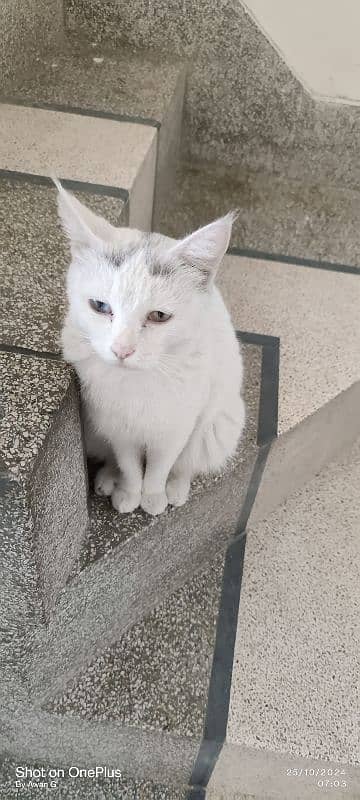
<box><xmin>147</xmin><ymin>310</ymin><xmax>172</xmax><ymax>323</ymax></box>
<box><xmin>89</xmin><ymin>299</ymin><xmax>112</xmax><ymax>315</ymax></box>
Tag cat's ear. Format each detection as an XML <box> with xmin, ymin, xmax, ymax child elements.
<box><xmin>54</xmin><ymin>178</ymin><xmax>117</xmax><ymax>252</ymax></box>
<box><xmin>167</xmin><ymin>212</ymin><xmax>236</xmax><ymax>283</ymax></box>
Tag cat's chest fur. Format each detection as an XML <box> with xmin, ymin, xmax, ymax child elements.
<box><xmin>79</xmin><ymin>353</ymin><xmax>209</xmax><ymax>443</ymax></box>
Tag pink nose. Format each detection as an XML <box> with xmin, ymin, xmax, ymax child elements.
<box><xmin>111</xmin><ymin>343</ymin><xmax>136</xmax><ymax>360</ymax></box>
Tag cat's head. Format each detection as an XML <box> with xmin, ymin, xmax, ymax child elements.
<box><xmin>57</xmin><ymin>181</ymin><xmax>235</xmax><ymax>371</ymax></box>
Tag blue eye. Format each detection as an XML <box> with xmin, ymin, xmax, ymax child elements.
<box><xmin>89</xmin><ymin>299</ymin><xmax>112</xmax><ymax>315</ymax></box>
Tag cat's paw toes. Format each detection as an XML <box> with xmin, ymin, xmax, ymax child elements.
<box><xmin>166</xmin><ymin>476</ymin><xmax>190</xmax><ymax>507</ymax></box>
<box><xmin>141</xmin><ymin>491</ymin><xmax>168</xmax><ymax>516</ymax></box>
<box><xmin>94</xmin><ymin>465</ymin><xmax>117</xmax><ymax>497</ymax></box>
<box><xmin>111</xmin><ymin>487</ymin><xmax>141</xmax><ymax>513</ymax></box>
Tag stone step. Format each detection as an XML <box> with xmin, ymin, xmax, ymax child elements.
<box><xmin>0</xmin><ymin>757</ymin><xmax>187</xmax><ymax>799</ymax></box>
<box><xmin>0</xmin><ymin>102</ymin><xmax>155</xmax><ymax>230</ymax></box>
<box><xmin>40</xmin><ymin>552</ymin><xmax>226</xmax><ymax>788</ymax></box>
<box><xmin>30</xmin><ymin>331</ymin><xmax>265</xmax><ymax>703</ymax></box>
<box><xmin>8</xmin><ymin>425</ymin><xmax>359</xmax><ymax>796</ymax></box>
<box><xmin>0</xmin><ymin>33</ymin><xmax>185</xmax><ymax>225</ymax></box>
<box><xmin>218</xmin><ymin>252</ymin><xmax>360</xmax><ymax>524</ymax></box>
<box><xmin>207</xmin><ymin>436</ymin><xmax>360</xmax><ymax>800</ymax></box>
<box><xmin>0</xmin><ymin>349</ymin><xmax>86</xmax><ymax>677</ymax></box>
<box><xmin>159</xmin><ymin>173</ymin><xmax>360</xmax><ymax>516</ymax></box>
<box><xmin>64</xmin><ymin>0</ymin><xmax>360</xmax><ymax>192</ymax></box>
<box><xmin>157</xmin><ymin>159</ymin><xmax>360</xmax><ymax>270</ymax></box>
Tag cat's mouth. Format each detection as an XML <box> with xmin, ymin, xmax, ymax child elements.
<box><xmin>112</xmin><ymin>358</ymin><xmax>139</xmax><ymax>371</ymax></box>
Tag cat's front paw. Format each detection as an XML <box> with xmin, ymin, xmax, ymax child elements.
<box><xmin>111</xmin><ymin>487</ymin><xmax>141</xmax><ymax>514</ymax></box>
<box><xmin>166</xmin><ymin>475</ymin><xmax>190</xmax><ymax>507</ymax></box>
<box><xmin>94</xmin><ymin>464</ymin><xmax>118</xmax><ymax>497</ymax></box>
<box><xmin>141</xmin><ymin>491</ymin><xmax>168</xmax><ymax>516</ymax></box>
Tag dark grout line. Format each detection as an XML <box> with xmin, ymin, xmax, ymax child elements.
<box><xmin>238</xmin><ymin>330</ymin><xmax>279</xmax><ymax>348</ymax></box>
<box><xmin>0</xmin><ymin>168</ymin><xmax>129</xmax><ymax>202</ymax></box>
<box><xmin>188</xmin><ymin>333</ymin><xmax>279</xmax><ymax>795</ymax></box>
<box><xmin>235</xmin><ymin>442</ymin><xmax>271</xmax><ymax>538</ymax></box>
<box><xmin>0</xmin><ymin>97</ymin><xmax>161</xmax><ymax>129</ymax></box>
<box><xmin>258</xmin><ymin>341</ymin><xmax>279</xmax><ymax>446</ymax></box>
<box><xmin>0</xmin><ymin>344</ymin><xmax>61</xmax><ymax>361</ymax></box>
<box><xmin>187</xmin><ymin>783</ymin><xmax>207</xmax><ymax>799</ymax></box>
<box><xmin>228</xmin><ymin>245</ymin><xmax>360</xmax><ymax>275</ymax></box>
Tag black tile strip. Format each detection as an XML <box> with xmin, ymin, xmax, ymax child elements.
<box><xmin>257</xmin><ymin>340</ymin><xmax>279</xmax><ymax>446</ymax></box>
<box><xmin>235</xmin><ymin>441</ymin><xmax>272</xmax><ymax>538</ymax></box>
<box><xmin>190</xmin><ymin>532</ymin><xmax>246</xmax><ymax>788</ymax></box>
<box><xmin>0</xmin><ymin>168</ymin><xmax>129</xmax><ymax>203</ymax></box>
<box><xmin>187</xmin><ymin>786</ymin><xmax>206</xmax><ymax>800</ymax></box>
<box><xmin>0</xmin><ymin>97</ymin><xmax>161</xmax><ymax>129</ymax></box>
<box><xmin>188</xmin><ymin>331</ymin><xmax>279</xmax><ymax>795</ymax></box>
<box><xmin>238</xmin><ymin>330</ymin><xmax>279</xmax><ymax>349</ymax></box>
<box><xmin>238</xmin><ymin>331</ymin><xmax>279</xmax><ymax>446</ymax></box>
<box><xmin>228</xmin><ymin>245</ymin><xmax>360</xmax><ymax>275</ymax></box>
<box><xmin>0</xmin><ymin>344</ymin><xmax>61</xmax><ymax>361</ymax></box>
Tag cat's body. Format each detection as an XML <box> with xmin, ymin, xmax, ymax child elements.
<box><xmin>58</xmin><ymin>183</ymin><xmax>245</xmax><ymax>515</ymax></box>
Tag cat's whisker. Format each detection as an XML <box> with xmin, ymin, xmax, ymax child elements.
<box><xmin>155</xmin><ymin>355</ymin><xmax>184</xmax><ymax>382</ymax></box>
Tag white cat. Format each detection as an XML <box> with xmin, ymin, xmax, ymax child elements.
<box><xmin>57</xmin><ymin>182</ymin><xmax>245</xmax><ymax>516</ymax></box>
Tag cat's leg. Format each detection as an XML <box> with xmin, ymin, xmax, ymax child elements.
<box><xmin>111</xmin><ymin>440</ymin><xmax>143</xmax><ymax>514</ymax></box>
<box><xmin>141</xmin><ymin>437</ymin><xmax>188</xmax><ymax>515</ymax></box>
<box><xmin>166</xmin><ymin>443</ymin><xmax>193</xmax><ymax>507</ymax></box>
<box><xmin>83</xmin><ymin>411</ymin><xmax>119</xmax><ymax>497</ymax></box>
<box><xmin>166</xmin><ymin>469</ymin><xmax>191</xmax><ymax>507</ymax></box>
<box><xmin>94</xmin><ymin>461</ymin><xmax>118</xmax><ymax>497</ymax></box>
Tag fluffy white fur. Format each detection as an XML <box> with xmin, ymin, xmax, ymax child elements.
<box><xmin>57</xmin><ymin>182</ymin><xmax>245</xmax><ymax>516</ymax></box>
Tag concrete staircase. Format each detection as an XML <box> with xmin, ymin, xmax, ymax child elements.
<box><xmin>0</xmin><ymin>3</ymin><xmax>360</xmax><ymax>799</ymax></box>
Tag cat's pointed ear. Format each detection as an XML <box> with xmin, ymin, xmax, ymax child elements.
<box><xmin>54</xmin><ymin>178</ymin><xmax>117</xmax><ymax>252</ymax></box>
<box><xmin>168</xmin><ymin>212</ymin><xmax>236</xmax><ymax>283</ymax></box>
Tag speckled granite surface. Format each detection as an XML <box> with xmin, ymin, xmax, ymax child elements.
<box><xmin>47</xmin><ymin>551</ymin><xmax>224</xmax><ymax>742</ymax></box>
<box><xmin>204</xmin><ymin>438</ymin><xmax>360</xmax><ymax>799</ymax></box>
<box><xmin>0</xmin><ymin>34</ymin><xmax>182</xmax><ymax>125</ymax></box>
<box><xmin>219</xmin><ymin>255</ymin><xmax>360</xmax><ymax>435</ymax></box>
<box><xmin>229</xmin><ymin>437</ymin><xmax>360</xmax><ymax>766</ymax></box>
<box><xmin>0</xmin><ymin>351</ymin><xmax>70</xmax><ymax>483</ymax></box>
<box><xmin>0</xmin><ymin>351</ymin><xmax>88</xmax><ymax>613</ymax></box>
<box><xmin>65</xmin><ymin>0</ymin><xmax>360</xmax><ymax>190</ymax></box>
<box><xmin>157</xmin><ymin>159</ymin><xmax>360</xmax><ymax>269</ymax></box>
<box><xmin>0</xmin><ymin>757</ymin><xmax>187</xmax><ymax>799</ymax></box>
<box><xmin>0</xmin><ymin>478</ymin><xmax>43</xmax><ymax>709</ymax></box>
<box><xmin>0</xmin><ymin>175</ymin><xmax>125</xmax><ymax>351</ymax></box>
<box><xmin>0</xmin><ymin>0</ymin><xmax>63</xmax><ymax>90</ymax></box>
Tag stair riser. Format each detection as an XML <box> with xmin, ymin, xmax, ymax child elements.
<box><xmin>153</xmin><ymin>68</ymin><xmax>186</xmax><ymax>226</ymax></box>
<box><xmin>0</xmin><ymin>707</ymin><xmax>195</xmax><ymax>787</ymax></box>
<box><xmin>30</xmin><ymin>379</ymin><xmax>89</xmax><ymax>617</ymax></box>
<box><xmin>30</xmin><ymin>453</ymin><xmax>257</xmax><ymax>705</ymax></box>
<box><xmin>0</xmin><ymin>107</ymin><xmax>156</xmax><ymax>232</ymax></box>
<box><xmin>251</xmin><ymin>378</ymin><xmax>360</xmax><ymax>526</ymax></box>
